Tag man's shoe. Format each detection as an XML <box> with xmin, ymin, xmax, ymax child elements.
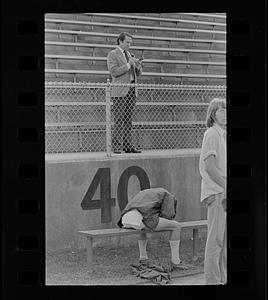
<box><xmin>113</xmin><ymin>150</ymin><xmax>122</xmax><ymax>154</ymax></box>
<box><xmin>124</xmin><ymin>148</ymin><xmax>142</xmax><ymax>153</ymax></box>
<box><xmin>131</xmin><ymin>148</ymin><xmax>142</xmax><ymax>153</ymax></box>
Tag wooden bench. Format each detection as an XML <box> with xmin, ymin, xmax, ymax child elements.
<box><xmin>84</xmin><ymin>13</ymin><xmax>226</xmax><ymax>28</ymax></box>
<box><xmin>45</xmin><ymin>69</ymin><xmax>226</xmax><ymax>79</ymax></box>
<box><xmin>78</xmin><ymin>220</ymin><xmax>207</xmax><ymax>271</ymax></box>
<box><xmin>45</xmin><ymin>29</ymin><xmax>226</xmax><ymax>45</ymax></box>
<box><xmin>45</xmin><ymin>18</ymin><xmax>226</xmax><ymax>35</ymax></box>
<box><xmin>45</xmin><ymin>54</ymin><xmax>226</xmax><ymax>66</ymax></box>
<box><xmin>45</xmin><ymin>41</ymin><xmax>226</xmax><ymax>55</ymax></box>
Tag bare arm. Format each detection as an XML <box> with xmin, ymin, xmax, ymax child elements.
<box><xmin>204</xmin><ymin>155</ymin><xmax>226</xmax><ymax>190</ymax></box>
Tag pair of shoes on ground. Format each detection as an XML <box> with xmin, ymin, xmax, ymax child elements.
<box><xmin>113</xmin><ymin>148</ymin><xmax>141</xmax><ymax>154</ymax></box>
<box><xmin>139</xmin><ymin>259</ymin><xmax>192</xmax><ymax>271</ymax></box>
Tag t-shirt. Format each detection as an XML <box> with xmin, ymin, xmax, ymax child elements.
<box><xmin>199</xmin><ymin>124</ymin><xmax>226</xmax><ymax>202</ymax></box>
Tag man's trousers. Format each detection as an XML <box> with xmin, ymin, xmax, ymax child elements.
<box><xmin>112</xmin><ymin>87</ymin><xmax>136</xmax><ymax>150</ymax></box>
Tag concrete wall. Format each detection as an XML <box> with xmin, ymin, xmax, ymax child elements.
<box><xmin>46</xmin><ymin>150</ymin><xmax>207</xmax><ymax>250</ymax></box>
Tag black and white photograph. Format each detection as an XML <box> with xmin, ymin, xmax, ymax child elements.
<box><xmin>44</xmin><ymin>12</ymin><xmax>227</xmax><ymax>285</ymax></box>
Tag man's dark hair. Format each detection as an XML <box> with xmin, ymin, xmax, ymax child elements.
<box><xmin>117</xmin><ymin>32</ymin><xmax>133</xmax><ymax>45</ymax></box>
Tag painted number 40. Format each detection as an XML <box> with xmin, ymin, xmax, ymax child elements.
<box><xmin>81</xmin><ymin>166</ymin><xmax>150</xmax><ymax>223</ymax></box>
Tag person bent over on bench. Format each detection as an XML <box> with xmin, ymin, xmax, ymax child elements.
<box><xmin>117</xmin><ymin>187</ymin><xmax>190</xmax><ymax>270</ymax></box>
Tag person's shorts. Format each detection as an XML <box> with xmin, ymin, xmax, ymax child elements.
<box><xmin>122</xmin><ymin>209</ymin><xmax>145</xmax><ymax>230</ymax></box>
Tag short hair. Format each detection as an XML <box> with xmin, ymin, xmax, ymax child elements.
<box><xmin>117</xmin><ymin>32</ymin><xmax>133</xmax><ymax>45</ymax></box>
<box><xmin>205</xmin><ymin>98</ymin><xmax>226</xmax><ymax>127</ymax></box>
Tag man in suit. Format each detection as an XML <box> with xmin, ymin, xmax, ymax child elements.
<box><xmin>107</xmin><ymin>32</ymin><xmax>143</xmax><ymax>154</ymax></box>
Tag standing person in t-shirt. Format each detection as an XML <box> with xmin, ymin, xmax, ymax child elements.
<box><xmin>199</xmin><ymin>98</ymin><xmax>227</xmax><ymax>285</ymax></box>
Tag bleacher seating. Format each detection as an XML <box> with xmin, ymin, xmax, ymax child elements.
<box><xmin>45</xmin><ymin>13</ymin><xmax>226</xmax><ymax>85</ymax></box>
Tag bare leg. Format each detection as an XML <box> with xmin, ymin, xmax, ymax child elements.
<box><xmin>138</xmin><ymin>231</ymin><xmax>148</xmax><ymax>261</ymax></box>
<box><xmin>155</xmin><ymin>217</ymin><xmax>181</xmax><ymax>239</ymax></box>
<box><xmin>155</xmin><ymin>218</ymin><xmax>183</xmax><ymax>265</ymax></box>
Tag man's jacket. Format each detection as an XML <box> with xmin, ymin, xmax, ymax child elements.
<box><xmin>107</xmin><ymin>47</ymin><xmax>142</xmax><ymax>97</ymax></box>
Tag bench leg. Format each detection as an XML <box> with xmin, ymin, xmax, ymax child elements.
<box><xmin>86</xmin><ymin>237</ymin><xmax>93</xmax><ymax>272</ymax></box>
<box><xmin>193</xmin><ymin>228</ymin><xmax>199</xmax><ymax>261</ymax></box>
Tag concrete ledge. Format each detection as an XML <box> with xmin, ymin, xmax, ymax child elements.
<box><xmin>45</xmin><ymin>148</ymin><xmax>201</xmax><ymax>163</ymax></box>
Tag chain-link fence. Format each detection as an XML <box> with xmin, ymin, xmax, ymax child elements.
<box><xmin>45</xmin><ymin>81</ymin><xmax>226</xmax><ymax>155</ymax></box>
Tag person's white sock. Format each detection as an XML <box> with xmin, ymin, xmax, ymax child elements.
<box><xmin>169</xmin><ymin>240</ymin><xmax>181</xmax><ymax>264</ymax></box>
<box><xmin>138</xmin><ymin>239</ymin><xmax>148</xmax><ymax>260</ymax></box>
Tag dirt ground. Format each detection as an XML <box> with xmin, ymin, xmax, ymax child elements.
<box><xmin>46</xmin><ymin>236</ymin><xmax>206</xmax><ymax>285</ymax></box>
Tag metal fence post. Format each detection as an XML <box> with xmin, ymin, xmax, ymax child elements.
<box><xmin>105</xmin><ymin>79</ymin><xmax>112</xmax><ymax>157</ymax></box>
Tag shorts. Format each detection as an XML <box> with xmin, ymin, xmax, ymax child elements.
<box><xmin>122</xmin><ymin>209</ymin><xmax>145</xmax><ymax>230</ymax></box>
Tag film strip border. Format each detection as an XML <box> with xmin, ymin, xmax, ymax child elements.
<box><xmin>2</xmin><ymin>5</ymin><xmax>265</xmax><ymax>299</ymax></box>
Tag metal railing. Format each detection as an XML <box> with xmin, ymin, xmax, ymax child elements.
<box><xmin>45</xmin><ymin>81</ymin><xmax>226</xmax><ymax>155</ymax></box>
